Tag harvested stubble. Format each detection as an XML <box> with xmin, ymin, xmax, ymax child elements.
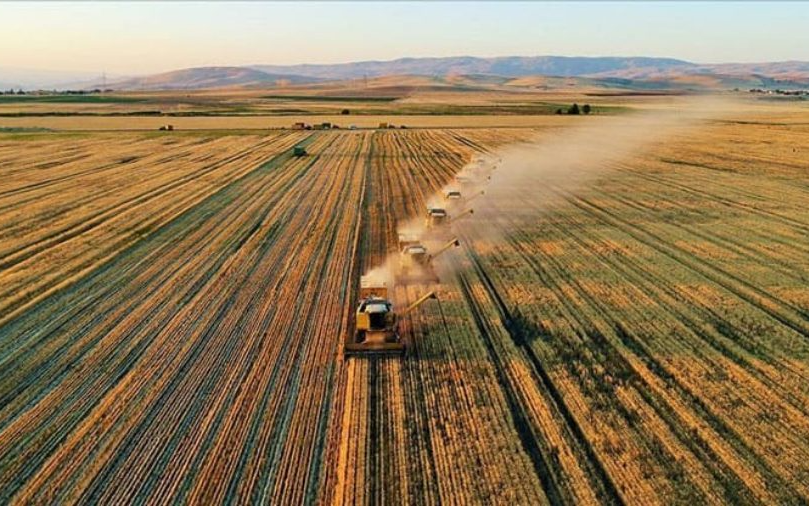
<box><xmin>2</xmin><ymin>120</ymin><xmax>809</xmax><ymax>505</ymax></box>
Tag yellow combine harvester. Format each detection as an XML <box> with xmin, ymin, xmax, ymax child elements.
<box><xmin>425</xmin><ymin>207</ymin><xmax>475</xmax><ymax>229</ymax></box>
<box><xmin>398</xmin><ymin>237</ymin><xmax>460</xmax><ymax>282</ymax></box>
<box><xmin>444</xmin><ymin>189</ymin><xmax>462</xmax><ymax>201</ymax></box>
<box><xmin>345</xmin><ymin>277</ymin><xmax>437</xmax><ymax>356</ymax></box>
<box><xmin>425</xmin><ymin>207</ymin><xmax>448</xmax><ymax>229</ymax></box>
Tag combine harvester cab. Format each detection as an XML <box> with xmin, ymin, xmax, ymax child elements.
<box><xmin>444</xmin><ymin>189</ymin><xmax>462</xmax><ymax>201</ymax></box>
<box><xmin>400</xmin><ymin>243</ymin><xmax>429</xmax><ymax>270</ymax></box>
<box><xmin>398</xmin><ymin>237</ymin><xmax>460</xmax><ymax>284</ymax></box>
<box><xmin>398</xmin><ymin>243</ymin><xmax>430</xmax><ymax>283</ymax></box>
<box><xmin>398</xmin><ymin>233</ymin><xmax>430</xmax><ymax>282</ymax></box>
<box><xmin>346</xmin><ymin>276</ymin><xmax>438</xmax><ymax>357</ymax></box>
<box><xmin>347</xmin><ymin>277</ymin><xmax>403</xmax><ymax>356</ymax></box>
<box><xmin>425</xmin><ymin>207</ymin><xmax>448</xmax><ymax>229</ymax></box>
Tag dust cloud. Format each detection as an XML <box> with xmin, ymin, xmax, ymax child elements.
<box><xmin>361</xmin><ymin>261</ymin><xmax>397</xmax><ymax>297</ymax></box>
<box><xmin>445</xmin><ymin>96</ymin><xmax>741</xmax><ymax>243</ymax></box>
<box><xmin>366</xmin><ymin>96</ymin><xmax>741</xmax><ymax>288</ymax></box>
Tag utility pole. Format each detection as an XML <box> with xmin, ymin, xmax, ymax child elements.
<box><xmin>364</xmin><ymin>73</ymin><xmax>368</xmax><ymax>98</ymax></box>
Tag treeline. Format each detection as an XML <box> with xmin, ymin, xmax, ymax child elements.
<box><xmin>1</xmin><ymin>88</ymin><xmax>115</xmax><ymax>96</ymax></box>
<box><xmin>555</xmin><ymin>103</ymin><xmax>593</xmax><ymax>115</ymax></box>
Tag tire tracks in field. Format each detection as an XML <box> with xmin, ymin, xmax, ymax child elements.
<box><xmin>636</xmin><ymin>162</ymin><xmax>809</xmax><ymax>234</ymax></box>
<box><xmin>0</xmin><ymin>136</ymin><xmax>285</xmax><ymax>268</ymax></box>
<box><xmin>0</xmin><ymin>139</ymin><xmax>319</xmax><ymax>502</ymax></box>
<box><xmin>556</xmin><ymin>189</ymin><xmax>809</xmax><ymax>338</ymax></box>
<box><xmin>501</xmin><ymin>219</ymin><xmax>781</xmax><ymax>503</ymax></box>
<box><xmin>454</xmin><ymin>240</ymin><xmax>624</xmax><ymax>506</ymax></box>
<box><xmin>598</xmin><ymin>176</ymin><xmax>809</xmax><ymax>283</ymax></box>
<box><xmin>485</xmin><ymin>184</ymin><xmax>809</xmax><ymax>501</ymax></box>
<box><xmin>6</xmin><ymin>134</ymin><xmax>329</xmax><ymax>504</ymax></box>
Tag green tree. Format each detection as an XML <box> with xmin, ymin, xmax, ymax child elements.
<box><xmin>583</xmin><ymin>104</ymin><xmax>592</xmax><ymax>114</ymax></box>
<box><xmin>567</xmin><ymin>103</ymin><xmax>580</xmax><ymax>115</ymax></box>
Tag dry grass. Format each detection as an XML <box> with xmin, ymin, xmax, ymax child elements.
<box><xmin>1</xmin><ymin>102</ymin><xmax>809</xmax><ymax>504</ymax></box>
<box><xmin>0</xmin><ymin>114</ymin><xmax>597</xmax><ymax>130</ymax></box>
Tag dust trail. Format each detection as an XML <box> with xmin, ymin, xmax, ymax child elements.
<box><xmin>363</xmin><ymin>96</ymin><xmax>740</xmax><ymax>288</ymax></box>
<box><xmin>361</xmin><ymin>261</ymin><xmax>397</xmax><ymax>298</ymax></box>
<box><xmin>433</xmin><ymin>96</ymin><xmax>742</xmax><ymax>274</ymax></box>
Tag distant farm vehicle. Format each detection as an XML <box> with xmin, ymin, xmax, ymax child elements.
<box><xmin>158</xmin><ymin>124</ymin><xmax>174</xmax><ymax>131</ymax></box>
<box><xmin>293</xmin><ymin>146</ymin><xmax>307</xmax><ymax>156</ymax></box>
<box><xmin>399</xmin><ymin>243</ymin><xmax>428</xmax><ymax>275</ymax></box>
<box><xmin>424</xmin><ymin>207</ymin><xmax>473</xmax><ymax>229</ymax></box>
<box><xmin>444</xmin><ymin>189</ymin><xmax>462</xmax><ymax>201</ymax></box>
<box><xmin>398</xmin><ymin>237</ymin><xmax>460</xmax><ymax>283</ymax></box>
<box><xmin>425</xmin><ymin>207</ymin><xmax>448</xmax><ymax>229</ymax></box>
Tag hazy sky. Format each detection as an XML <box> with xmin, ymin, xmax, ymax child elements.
<box><xmin>2</xmin><ymin>1</ymin><xmax>807</xmax><ymax>75</ymax></box>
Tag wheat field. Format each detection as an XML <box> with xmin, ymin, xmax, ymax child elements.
<box><xmin>1</xmin><ymin>107</ymin><xmax>809</xmax><ymax>503</ymax></box>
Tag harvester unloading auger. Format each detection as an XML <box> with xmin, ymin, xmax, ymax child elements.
<box><xmin>345</xmin><ymin>277</ymin><xmax>438</xmax><ymax>356</ymax></box>
<box><xmin>425</xmin><ymin>207</ymin><xmax>474</xmax><ymax>230</ymax></box>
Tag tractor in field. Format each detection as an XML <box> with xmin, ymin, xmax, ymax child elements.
<box><xmin>293</xmin><ymin>145</ymin><xmax>307</xmax><ymax>156</ymax></box>
<box><xmin>346</xmin><ymin>276</ymin><xmax>437</xmax><ymax>356</ymax></box>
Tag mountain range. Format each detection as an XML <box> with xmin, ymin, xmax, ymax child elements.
<box><xmin>4</xmin><ymin>56</ymin><xmax>809</xmax><ymax>91</ymax></box>
<box><xmin>106</xmin><ymin>67</ymin><xmax>318</xmax><ymax>91</ymax></box>
<box><xmin>249</xmin><ymin>56</ymin><xmax>694</xmax><ymax>80</ymax></box>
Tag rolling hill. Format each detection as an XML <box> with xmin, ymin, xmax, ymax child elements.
<box><xmin>18</xmin><ymin>57</ymin><xmax>809</xmax><ymax>91</ymax></box>
<box><xmin>249</xmin><ymin>56</ymin><xmax>695</xmax><ymax>80</ymax></box>
<box><xmin>105</xmin><ymin>66</ymin><xmax>320</xmax><ymax>91</ymax></box>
